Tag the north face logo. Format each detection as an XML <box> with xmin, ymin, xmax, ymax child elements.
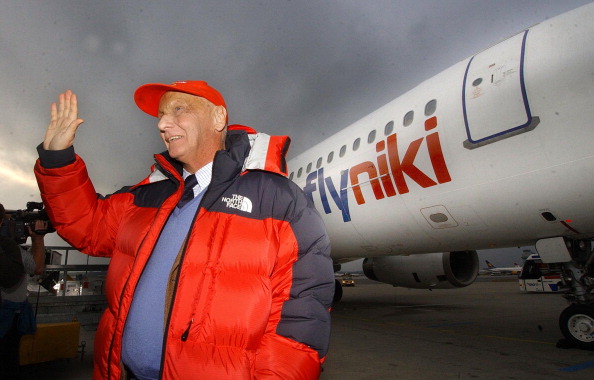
<box><xmin>221</xmin><ymin>194</ymin><xmax>253</xmax><ymax>213</ymax></box>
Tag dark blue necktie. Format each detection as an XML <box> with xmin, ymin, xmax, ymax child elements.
<box><xmin>177</xmin><ymin>174</ymin><xmax>197</xmax><ymax>208</ymax></box>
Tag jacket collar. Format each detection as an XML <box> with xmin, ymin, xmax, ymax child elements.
<box><xmin>149</xmin><ymin>125</ymin><xmax>290</xmax><ymax>184</ymax></box>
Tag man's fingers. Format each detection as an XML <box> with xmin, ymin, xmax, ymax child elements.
<box><xmin>63</xmin><ymin>90</ymin><xmax>73</xmax><ymax>117</ymax></box>
<box><xmin>58</xmin><ymin>90</ymin><xmax>73</xmax><ymax>118</ymax></box>
<box><xmin>35</xmin><ymin>220</ymin><xmax>48</xmax><ymax>229</ymax></box>
<box><xmin>54</xmin><ymin>90</ymin><xmax>81</xmax><ymax>126</ymax></box>
<box><xmin>49</xmin><ymin>102</ymin><xmax>58</xmax><ymax>125</ymax></box>
<box><xmin>57</xmin><ymin>92</ymin><xmax>65</xmax><ymax>118</ymax></box>
<box><xmin>70</xmin><ymin>92</ymin><xmax>79</xmax><ymax>119</ymax></box>
<box><xmin>50</xmin><ymin>102</ymin><xmax>57</xmax><ymax>118</ymax></box>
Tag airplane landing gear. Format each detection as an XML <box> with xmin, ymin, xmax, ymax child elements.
<box><xmin>559</xmin><ymin>304</ymin><xmax>594</xmax><ymax>350</ymax></box>
<box><xmin>536</xmin><ymin>237</ymin><xmax>594</xmax><ymax>350</ymax></box>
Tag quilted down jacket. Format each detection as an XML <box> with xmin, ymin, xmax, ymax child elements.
<box><xmin>34</xmin><ymin>126</ymin><xmax>334</xmax><ymax>379</ymax></box>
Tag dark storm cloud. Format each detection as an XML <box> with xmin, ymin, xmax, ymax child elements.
<box><xmin>0</xmin><ymin>0</ymin><xmax>591</xmax><ymax>212</ymax></box>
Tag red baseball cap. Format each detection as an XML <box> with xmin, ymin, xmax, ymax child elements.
<box><xmin>134</xmin><ymin>80</ymin><xmax>227</xmax><ymax>117</ymax></box>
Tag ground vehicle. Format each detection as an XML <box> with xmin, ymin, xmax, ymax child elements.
<box><xmin>518</xmin><ymin>254</ymin><xmax>567</xmax><ymax>293</ymax></box>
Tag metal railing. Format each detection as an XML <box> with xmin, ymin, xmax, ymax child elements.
<box><xmin>43</xmin><ymin>246</ymin><xmax>109</xmax><ymax>297</ymax></box>
<box><xmin>30</xmin><ymin>246</ymin><xmax>108</xmax><ymax>326</ymax></box>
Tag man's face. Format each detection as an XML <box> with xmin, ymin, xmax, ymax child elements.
<box><xmin>157</xmin><ymin>92</ymin><xmax>225</xmax><ymax>172</ymax></box>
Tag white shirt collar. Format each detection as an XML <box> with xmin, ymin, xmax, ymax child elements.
<box><xmin>183</xmin><ymin>162</ymin><xmax>213</xmax><ymax>197</ymax></box>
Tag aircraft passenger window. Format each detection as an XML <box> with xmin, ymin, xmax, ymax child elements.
<box><xmin>367</xmin><ymin>130</ymin><xmax>376</xmax><ymax>144</ymax></box>
<box><xmin>425</xmin><ymin>99</ymin><xmax>437</xmax><ymax>116</ymax></box>
<box><xmin>316</xmin><ymin>157</ymin><xmax>323</xmax><ymax>169</ymax></box>
<box><xmin>353</xmin><ymin>138</ymin><xmax>361</xmax><ymax>151</ymax></box>
<box><xmin>297</xmin><ymin>168</ymin><xmax>303</xmax><ymax>178</ymax></box>
<box><xmin>327</xmin><ymin>151</ymin><xmax>334</xmax><ymax>163</ymax></box>
<box><xmin>306</xmin><ymin>163</ymin><xmax>312</xmax><ymax>173</ymax></box>
<box><xmin>339</xmin><ymin>145</ymin><xmax>347</xmax><ymax>157</ymax></box>
<box><xmin>289</xmin><ymin>172</ymin><xmax>294</xmax><ymax>180</ymax></box>
<box><xmin>403</xmin><ymin>111</ymin><xmax>414</xmax><ymax>127</ymax></box>
<box><xmin>384</xmin><ymin>121</ymin><xmax>394</xmax><ymax>136</ymax></box>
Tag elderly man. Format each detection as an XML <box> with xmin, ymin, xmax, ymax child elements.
<box><xmin>35</xmin><ymin>81</ymin><xmax>334</xmax><ymax>380</ymax></box>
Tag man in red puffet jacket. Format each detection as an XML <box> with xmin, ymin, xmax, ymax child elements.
<box><xmin>34</xmin><ymin>81</ymin><xmax>334</xmax><ymax>380</ymax></box>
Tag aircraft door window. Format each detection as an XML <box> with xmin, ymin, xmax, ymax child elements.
<box><xmin>384</xmin><ymin>121</ymin><xmax>394</xmax><ymax>136</ymax></box>
<box><xmin>462</xmin><ymin>30</ymin><xmax>539</xmax><ymax>149</ymax></box>
<box><xmin>339</xmin><ymin>145</ymin><xmax>346</xmax><ymax>158</ymax></box>
<box><xmin>327</xmin><ymin>151</ymin><xmax>334</xmax><ymax>163</ymax></box>
<box><xmin>367</xmin><ymin>130</ymin><xmax>376</xmax><ymax>144</ymax></box>
<box><xmin>353</xmin><ymin>138</ymin><xmax>360</xmax><ymax>151</ymax></box>
<box><xmin>403</xmin><ymin>111</ymin><xmax>414</xmax><ymax>127</ymax></box>
<box><xmin>316</xmin><ymin>157</ymin><xmax>323</xmax><ymax>169</ymax></box>
<box><xmin>425</xmin><ymin>99</ymin><xmax>437</xmax><ymax>116</ymax></box>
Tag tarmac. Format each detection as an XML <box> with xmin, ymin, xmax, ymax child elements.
<box><xmin>20</xmin><ymin>276</ymin><xmax>594</xmax><ymax>379</ymax></box>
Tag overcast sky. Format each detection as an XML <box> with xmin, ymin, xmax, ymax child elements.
<box><xmin>1</xmin><ymin>0</ymin><xmax>591</xmax><ymax>252</ymax></box>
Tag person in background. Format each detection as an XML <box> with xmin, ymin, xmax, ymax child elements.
<box><xmin>34</xmin><ymin>81</ymin><xmax>334</xmax><ymax>379</ymax></box>
<box><xmin>0</xmin><ymin>203</ymin><xmax>47</xmax><ymax>380</ymax></box>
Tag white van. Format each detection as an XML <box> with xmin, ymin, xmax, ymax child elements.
<box><xmin>518</xmin><ymin>254</ymin><xmax>568</xmax><ymax>293</ymax></box>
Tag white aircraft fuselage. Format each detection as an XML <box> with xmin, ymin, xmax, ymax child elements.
<box><xmin>288</xmin><ymin>3</ymin><xmax>594</xmax><ymax>263</ymax></box>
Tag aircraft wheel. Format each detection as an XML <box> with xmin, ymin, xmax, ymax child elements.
<box><xmin>333</xmin><ymin>279</ymin><xmax>343</xmax><ymax>304</ymax></box>
<box><xmin>559</xmin><ymin>304</ymin><xmax>594</xmax><ymax>350</ymax></box>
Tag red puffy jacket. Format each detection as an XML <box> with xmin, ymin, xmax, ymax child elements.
<box><xmin>34</xmin><ymin>126</ymin><xmax>334</xmax><ymax>379</ymax></box>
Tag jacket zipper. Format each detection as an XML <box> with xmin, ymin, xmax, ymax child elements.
<box><xmin>181</xmin><ymin>318</ymin><xmax>194</xmax><ymax>341</ymax></box>
<box><xmin>158</xmin><ymin>185</ymin><xmax>208</xmax><ymax>379</ymax></box>
<box><xmin>110</xmin><ymin>158</ymin><xmax>183</xmax><ymax>380</ymax></box>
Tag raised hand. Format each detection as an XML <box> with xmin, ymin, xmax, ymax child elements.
<box><xmin>43</xmin><ymin>90</ymin><xmax>85</xmax><ymax>150</ymax></box>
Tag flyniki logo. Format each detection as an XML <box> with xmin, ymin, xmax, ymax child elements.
<box><xmin>221</xmin><ymin>194</ymin><xmax>253</xmax><ymax>213</ymax></box>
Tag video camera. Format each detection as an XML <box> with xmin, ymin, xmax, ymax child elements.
<box><xmin>0</xmin><ymin>202</ymin><xmax>55</xmax><ymax>244</ymax></box>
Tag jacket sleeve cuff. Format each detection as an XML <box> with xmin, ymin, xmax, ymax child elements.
<box><xmin>36</xmin><ymin>143</ymin><xmax>76</xmax><ymax>168</ymax></box>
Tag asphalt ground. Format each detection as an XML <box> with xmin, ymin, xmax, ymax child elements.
<box><xmin>321</xmin><ymin>276</ymin><xmax>594</xmax><ymax>379</ymax></box>
<box><xmin>20</xmin><ymin>276</ymin><xmax>594</xmax><ymax>379</ymax></box>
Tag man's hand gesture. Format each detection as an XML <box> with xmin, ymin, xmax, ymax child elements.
<box><xmin>43</xmin><ymin>90</ymin><xmax>85</xmax><ymax>150</ymax></box>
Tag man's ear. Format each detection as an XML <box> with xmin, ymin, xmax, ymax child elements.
<box><xmin>213</xmin><ymin>106</ymin><xmax>227</xmax><ymax>132</ymax></box>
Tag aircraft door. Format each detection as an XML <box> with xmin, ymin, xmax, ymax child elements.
<box><xmin>462</xmin><ymin>30</ymin><xmax>539</xmax><ymax>149</ymax></box>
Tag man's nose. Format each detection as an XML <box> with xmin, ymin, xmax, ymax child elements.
<box><xmin>157</xmin><ymin>115</ymin><xmax>173</xmax><ymax>131</ymax></box>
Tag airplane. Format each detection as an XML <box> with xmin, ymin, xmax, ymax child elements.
<box><xmin>483</xmin><ymin>260</ymin><xmax>522</xmax><ymax>276</ymax></box>
<box><xmin>287</xmin><ymin>3</ymin><xmax>594</xmax><ymax>350</ymax></box>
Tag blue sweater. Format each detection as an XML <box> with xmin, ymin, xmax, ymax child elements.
<box><xmin>121</xmin><ymin>190</ymin><xmax>204</xmax><ymax>380</ymax></box>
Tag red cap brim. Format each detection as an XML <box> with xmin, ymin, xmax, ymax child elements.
<box><xmin>134</xmin><ymin>80</ymin><xmax>226</xmax><ymax>117</ymax></box>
